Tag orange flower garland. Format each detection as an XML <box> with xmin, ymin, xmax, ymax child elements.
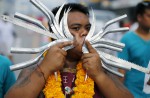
<box><xmin>43</xmin><ymin>62</ymin><xmax>95</xmax><ymax>98</ymax></box>
<box><xmin>43</xmin><ymin>71</ymin><xmax>65</xmax><ymax>98</ymax></box>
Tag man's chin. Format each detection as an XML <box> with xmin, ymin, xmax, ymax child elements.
<box><xmin>67</xmin><ymin>49</ymin><xmax>83</xmax><ymax>61</ymax></box>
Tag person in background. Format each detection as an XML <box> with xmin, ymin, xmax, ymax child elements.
<box><xmin>118</xmin><ymin>1</ymin><xmax>150</xmax><ymax>98</ymax></box>
<box><xmin>5</xmin><ymin>3</ymin><xmax>133</xmax><ymax>98</ymax></box>
<box><xmin>0</xmin><ymin>55</ymin><xmax>16</xmax><ymax>98</ymax></box>
<box><xmin>0</xmin><ymin>12</ymin><xmax>17</xmax><ymax>63</ymax></box>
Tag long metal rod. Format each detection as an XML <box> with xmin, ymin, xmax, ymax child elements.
<box><xmin>99</xmin><ymin>51</ymin><xmax>150</xmax><ymax>74</ymax></box>
<box><xmin>100</xmin><ymin>53</ymin><xmax>131</xmax><ymax>70</ymax></box>
<box><xmin>33</xmin><ymin>0</ymin><xmax>63</xmax><ymax>39</ymax></box>
<box><xmin>103</xmin><ymin>14</ymin><xmax>127</xmax><ymax>30</ymax></box>
<box><xmin>91</xmin><ymin>38</ymin><xmax>125</xmax><ymax>48</ymax></box>
<box><xmin>86</xmin><ymin>9</ymin><xmax>95</xmax><ymax>40</ymax></box>
<box><xmin>1</xmin><ymin>15</ymin><xmax>57</xmax><ymax>39</ymax></box>
<box><xmin>101</xmin><ymin>62</ymin><xmax>124</xmax><ymax>77</ymax></box>
<box><xmin>98</xmin><ymin>27</ymin><xmax>129</xmax><ymax>39</ymax></box>
<box><xmin>11</xmin><ymin>39</ymin><xmax>71</xmax><ymax>54</ymax></box>
<box><xmin>90</xmin><ymin>15</ymin><xmax>127</xmax><ymax>42</ymax></box>
<box><xmin>91</xmin><ymin>27</ymin><xmax>129</xmax><ymax>42</ymax></box>
<box><xmin>30</xmin><ymin>0</ymin><xmax>61</xmax><ymax>39</ymax></box>
<box><xmin>10</xmin><ymin>41</ymin><xmax>74</xmax><ymax>71</ymax></box>
<box><xmin>63</xmin><ymin>8</ymin><xmax>73</xmax><ymax>39</ymax></box>
<box><xmin>14</xmin><ymin>12</ymin><xmax>47</xmax><ymax>30</ymax></box>
<box><xmin>93</xmin><ymin>44</ymin><xmax>122</xmax><ymax>52</ymax></box>
<box><xmin>55</xmin><ymin>2</ymin><xmax>66</xmax><ymax>38</ymax></box>
<box><xmin>10</xmin><ymin>50</ymin><xmax>45</xmax><ymax>71</ymax></box>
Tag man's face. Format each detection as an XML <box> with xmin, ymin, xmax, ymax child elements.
<box><xmin>138</xmin><ymin>9</ymin><xmax>150</xmax><ymax>30</ymax></box>
<box><xmin>67</xmin><ymin>11</ymin><xmax>91</xmax><ymax>60</ymax></box>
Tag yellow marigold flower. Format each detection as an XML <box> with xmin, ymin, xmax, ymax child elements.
<box><xmin>43</xmin><ymin>62</ymin><xmax>95</xmax><ymax>98</ymax></box>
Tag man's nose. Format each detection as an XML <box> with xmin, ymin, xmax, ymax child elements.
<box><xmin>80</xmin><ymin>30</ymin><xmax>88</xmax><ymax>37</ymax></box>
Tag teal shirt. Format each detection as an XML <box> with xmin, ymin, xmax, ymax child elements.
<box><xmin>0</xmin><ymin>55</ymin><xmax>16</xmax><ymax>98</ymax></box>
<box><xmin>118</xmin><ymin>31</ymin><xmax>150</xmax><ymax>98</ymax></box>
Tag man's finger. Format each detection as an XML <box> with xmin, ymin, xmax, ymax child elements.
<box><xmin>60</xmin><ymin>49</ymin><xmax>67</xmax><ymax>56</ymax></box>
<box><xmin>57</xmin><ymin>41</ymin><xmax>73</xmax><ymax>49</ymax></box>
<box><xmin>85</xmin><ymin>41</ymin><xmax>97</xmax><ymax>53</ymax></box>
<box><xmin>81</xmin><ymin>53</ymin><xmax>93</xmax><ymax>60</ymax></box>
<box><xmin>82</xmin><ymin>58</ymin><xmax>89</xmax><ymax>65</ymax></box>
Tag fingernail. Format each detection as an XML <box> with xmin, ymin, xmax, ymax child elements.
<box><xmin>71</xmin><ymin>41</ymin><xmax>74</xmax><ymax>44</ymax></box>
<box><xmin>70</xmin><ymin>45</ymin><xmax>75</xmax><ymax>48</ymax></box>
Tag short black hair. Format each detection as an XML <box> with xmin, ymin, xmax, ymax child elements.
<box><xmin>52</xmin><ymin>3</ymin><xmax>89</xmax><ymax>23</ymax></box>
<box><xmin>135</xmin><ymin>1</ymin><xmax>150</xmax><ymax>19</ymax></box>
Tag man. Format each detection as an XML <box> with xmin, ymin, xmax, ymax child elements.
<box><xmin>5</xmin><ymin>3</ymin><xmax>133</xmax><ymax>98</ymax></box>
<box><xmin>118</xmin><ymin>1</ymin><xmax>150</xmax><ymax>98</ymax></box>
<box><xmin>0</xmin><ymin>55</ymin><xmax>16</xmax><ymax>98</ymax></box>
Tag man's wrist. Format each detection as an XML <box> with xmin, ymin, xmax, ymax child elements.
<box><xmin>37</xmin><ymin>64</ymin><xmax>46</xmax><ymax>84</ymax></box>
<box><xmin>93</xmin><ymin>71</ymin><xmax>106</xmax><ymax>84</ymax></box>
<box><xmin>39</xmin><ymin>61</ymin><xmax>53</xmax><ymax>80</ymax></box>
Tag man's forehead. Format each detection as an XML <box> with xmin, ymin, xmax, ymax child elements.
<box><xmin>145</xmin><ymin>9</ymin><xmax>150</xmax><ymax>14</ymax></box>
<box><xmin>70</xmin><ymin>23</ymin><xmax>91</xmax><ymax>27</ymax></box>
<box><xmin>67</xmin><ymin>12</ymin><xmax>90</xmax><ymax>25</ymax></box>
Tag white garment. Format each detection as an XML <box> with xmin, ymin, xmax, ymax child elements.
<box><xmin>143</xmin><ymin>61</ymin><xmax>150</xmax><ymax>94</ymax></box>
<box><xmin>130</xmin><ymin>22</ymin><xmax>138</xmax><ymax>31</ymax></box>
<box><xmin>0</xmin><ymin>20</ymin><xmax>14</xmax><ymax>55</ymax></box>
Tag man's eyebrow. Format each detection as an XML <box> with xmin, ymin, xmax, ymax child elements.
<box><xmin>70</xmin><ymin>23</ymin><xmax>91</xmax><ymax>27</ymax></box>
<box><xmin>86</xmin><ymin>23</ymin><xmax>91</xmax><ymax>26</ymax></box>
<box><xmin>70</xmin><ymin>24</ymin><xmax>81</xmax><ymax>27</ymax></box>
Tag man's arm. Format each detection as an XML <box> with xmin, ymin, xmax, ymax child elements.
<box><xmin>4</xmin><ymin>64</ymin><xmax>48</xmax><ymax>98</ymax></box>
<box><xmin>118</xmin><ymin>69</ymin><xmax>126</xmax><ymax>82</ymax></box>
<box><xmin>4</xmin><ymin>41</ymin><xmax>73</xmax><ymax>98</ymax></box>
<box><xmin>94</xmin><ymin>71</ymin><xmax>133</xmax><ymax>98</ymax></box>
<box><xmin>82</xmin><ymin>41</ymin><xmax>133</xmax><ymax>98</ymax></box>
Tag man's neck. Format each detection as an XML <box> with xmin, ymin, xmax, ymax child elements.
<box><xmin>136</xmin><ymin>26</ymin><xmax>150</xmax><ymax>40</ymax></box>
<box><xmin>64</xmin><ymin>58</ymin><xmax>79</xmax><ymax>69</ymax></box>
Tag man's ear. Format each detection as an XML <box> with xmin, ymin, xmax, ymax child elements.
<box><xmin>137</xmin><ymin>14</ymin><xmax>143</xmax><ymax>22</ymax></box>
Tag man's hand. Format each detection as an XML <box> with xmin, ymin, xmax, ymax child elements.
<box><xmin>41</xmin><ymin>41</ymin><xmax>73</xmax><ymax>73</ymax></box>
<box><xmin>81</xmin><ymin>41</ymin><xmax>104</xmax><ymax>80</ymax></box>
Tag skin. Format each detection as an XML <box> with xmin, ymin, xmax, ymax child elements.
<box><xmin>118</xmin><ymin>9</ymin><xmax>150</xmax><ymax>83</ymax></box>
<box><xmin>5</xmin><ymin>11</ymin><xmax>133</xmax><ymax>98</ymax></box>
